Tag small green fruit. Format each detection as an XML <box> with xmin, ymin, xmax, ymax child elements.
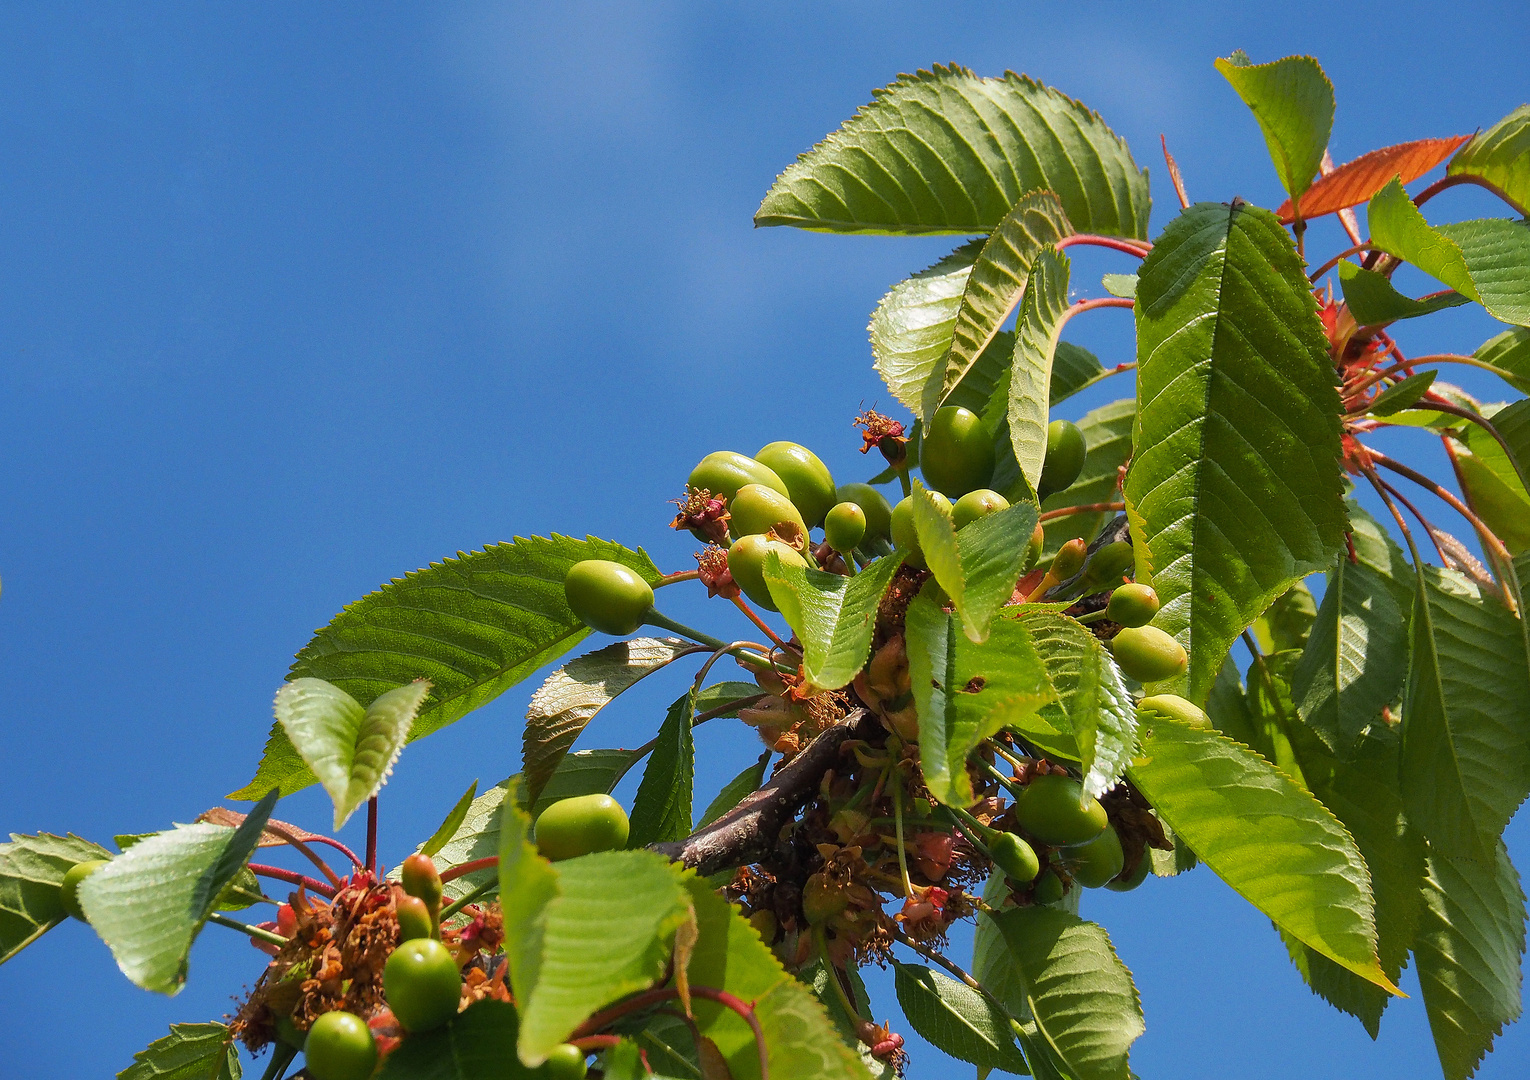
<box><xmin>687</xmin><ymin>451</ymin><xmax>789</xmax><ymax>505</ymax></box>
<box><xmin>1026</xmin><ymin>522</ymin><xmax>1044</xmax><ymax>570</ymax></box>
<box><xmin>1105</xmin><ymin>855</ymin><xmax>1152</xmax><ymax>892</ymax></box>
<box><xmin>1038</xmin><ymin>419</ymin><xmax>1086</xmax><ymax>499</ymax></box>
<box><xmin>890</xmin><ymin>492</ymin><xmax>952</xmax><ymax>569</ymax></box>
<box><xmin>274</xmin><ymin>1014</ymin><xmax>306</xmax><ymax>1050</ymax></box>
<box><xmin>1012</xmin><ymin>774</ymin><xmax>1108</xmax><ymax>847</ymax></box>
<box><xmin>543</xmin><ymin>1043</ymin><xmax>589</xmax><ymax>1080</ymax></box>
<box><xmin>988</xmin><ymin>832</ymin><xmax>1040</xmax><ymax>883</ymax></box>
<box><xmin>396</xmin><ymin>894</ymin><xmax>435</xmax><ymax>941</ymax></box>
<box><xmin>1075</xmin><ymin>541</ymin><xmax>1135</xmax><ymax>593</ymax></box>
<box><xmin>563</xmin><ymin>560</ymin><xmax>653</xmax><ymax>636</ymax></box>
<box><xmin>1137</xmin><ymin>693</ymin><xmax>1211</xmax><ymax>729</ymax></box>
<box><xmin>534</xmin><ymin>794</ymin><xmax>630</xmax><ymax>861</ymax></box>
<box><xmin>1049</xmin><ymin>538</ymin><xmax>1087</xmax><ymax>581</ymax></box>
<box><xmin>729</xmin><ymin>483</ymin><xmax>808</xmax><ymax>542</ymax></box>
<box><xmin>401</xmin><ymin>853</ymin><xmax>443</xmax><ymax>909</ymax></box>
<box><xmin>59</xmin><ymin>859</ymin><xmax>108</xmax><ymax>922</ymax></box>
<box><xmin>1062</xmin><ymin>824</ymin><xmax>1125</xmax><ymax>888</ymax></box>
<box><xmin>1105</xmin><ymin>583</ymin><xmax>1160</xmax><ymax>628</ymax></box>
<box><xmin>726</xmin><ymin>534</ymin><xmax>810</xmax><ymax>611</ymax></box>
<box><xmin>824</xmin><ymin>501</ymin><xmax>867</xmax><ymax>553</ymax></box>
<box><xmin>952</xmin><ymin>488</ymin><xmax>1010</xmax><ymax>530</ymax></box>
<box><xmin>755</xmin><ymin>442</ymin><xmax>836</xmax><ymax>528</ymax></box>
<box><xmin>834</xmin><ymin>483</ymin><xmax>894</xmax><ymax>541</ymax></box>
<box><xmin>303</xmin><ymin>1011</ymin><xmax>377</xmax><ymax>1080</ymax></box>
<box><xmin>1111</xmin><ymin>626</ymin><xmax>1189</xmax><ymax>683</ymax></box>
<box><xmin>1031</xmin><ymin>869</ymin><xmax>1066</xmax><ymax>905</ymax></box>
<box><xmin>383</xmin><ymin>937</ymin><xmax>462</xmax><ymax>1032</ymax></box>
<box><xmin>921</xmin><ymin>406</ymin><xmax>995</xmax><ymax>498</ymax></box>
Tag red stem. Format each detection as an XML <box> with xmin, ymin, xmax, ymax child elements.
<box><xmin>262</xmin><ymin>823</ymin><xmax>345</xmax><ymax>890</ymax></box>
<box><xmin>1054</xmin><ymin>234</ymin><xmax>1151</xmax><ymax>258</ymax></box>
<box><xmin>437</xmin><ymin>855</ymin><xmax>500</xmax><ymax>884</ymax></box>
<box><xmin>731</xmin><ymin>595</ymin><xmax>790</xmax><ymax>651</ymax></box>
<box><xmin>1308</xmin><ymin>242</ymin><xmax>1375</xmax><ymax>282</ymax></box>
<box><xmin>1039</xmin><ymin>501</ymin><xmax>1124</xmax><ymax>522</ymax></box>
<box><xmin>366</xmin><ymin>797</ymin><xmax>378</xmax><ymax>876</ymax></box>
<box><xmin>249</xmin><ymin>863</ymin><xmax>337</xmax><ymax>898</ymax></box>
<box><xmin>1413</xmin><ymin>173</ymin><xmax>1528</xmax><ymax>217</ymax></box>
<box><xmin>306</xmin><ymin>835</ymin><xmax>364</xmax><ymax>870</ymax></box>
<box><xmin>567</xmin><ymin>1035</ymin><xmax>621</xmax><ymax>1052</ymax></box>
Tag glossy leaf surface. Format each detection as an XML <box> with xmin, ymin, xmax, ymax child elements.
<box><xmin>764</xmin><ymin>550</ymin><xmax>905</xmax><ymax>691</ymax></box>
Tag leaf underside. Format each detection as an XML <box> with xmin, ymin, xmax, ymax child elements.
<box><xmin>118</xmin><ymin>1022</ymin><xmax>241</xmax><ymax>1080</ymax></box>
<box><xmin>0</xmin><ymin>832</ymin><xmax>113</xmax><ymax>966</ymax></box>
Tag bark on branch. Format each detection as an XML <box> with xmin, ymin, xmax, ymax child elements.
<box><xmin>651</xmin><ymin>708</ymin><xmax>878</xmax><ymax>876</ymax></box>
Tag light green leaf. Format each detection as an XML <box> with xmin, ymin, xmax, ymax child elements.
<box><xmin>1455</xmin><ymin>448</ymin><xmax>1530</xmax><ymax>554</ymax></box>
<box><xmin>421</xmin><ymin>780</ymin><xmax>480</xmax><ymax>858</ymax></box>
<box><xmin>1126</xmin><ymin>716</ymin><xmax>1394</xmax><ymax>991</ymax></box>
<box><xmin>987</xmin><ymin>906</ymin><xmax>1143</xmax><ymax>1080</ymax></box>
<box><xmin>1369</xmin><ymin>177</ymin><xmax>1476</xmax><ymax>292</ymax></box>
<box><xmin>764</xmin><ymin>550</ymin><xmax>905</xmax><ymax>691</ymax></box>
<box><xmin>523</xmin><ymin>637</ymin><xmax>696</xmax><ymax>805</ymax></box>
<box><xmin>680</xmin><ymin>872</ymin><xmax>873</xmax><ymax>1080</ymax></box>
<box><xmin>1339</xmin><ymin>261</ymin><xmax>1468</xmax><ymax>326</ymax></box>
<box><xmin>1400</xmin><ymin>565</ymin><xmax>1530</xmax><ymax>859</ymax></box>
<box><xmin>907</xmin><ymin>590</ymin><xmax>1057</xmax><ymax>806</ymax></box>
<box><xmin>1475</xmin><ymin>327</ymin><xmax>1530</xmax><ymax>394</ymax></box>
<box><xmin>0</xmin><ymin>832</ymin><xmax>112</xmax><ymax>965</ymax></box>
<box><xmin>627</xmin><ymin>691</ymin><xmax>696</xmax><ymax>848</ymax></box>
<box><xmin>1292</xmin><ymin>503</ymin><xmax>1414</xmax><ymax>757</ymax></box>
<box><xmin>893</xmin><ymin>961</ymin><xmax>1029</xmax><ymax>1074</ymax></box>
<box><xmin>698</xmin><ymin>752</ymin><xmax>770</xmax><ymax>829</ymax></box>
<box><xmin>79</xmin><ymin>790</ymin><xmax>278</xmax><ymax>994</ymax></box>
<box><xmin>1039</xmin><ymin>398</ymin><xmax>1134</xmax><ymax>556</ymax></box>
<box><xmin>1125</xmin><ymin>201</ymin><xmax>1346</xmax><ymax>703</ymax></box>
<box><xmin>924</xmin><ymin>193</ymin><xmax>1073</xmax><ymax>420</ymax></box>
<box><xmin>1370</xmin><ymin>370</ymin><xmax>1441</xmax><ymax>415</ymax></box>
<box><xmin>231</xmin><ymin>535</ymin><xmax>661</xmax><ymax>801</ymax></box>
<box><xmin>118</xmin><ymin>1022</ymin><xmax>241</xmax><ymax>1080</ymax></box>
<box><xmin>378</xmin><ymin>999</ymin><xmax>538</xmax><ymax>1079</ymax></box>
<box><xmin>756</xmin><ymin>65</ymin><xmax>1149</xmax><ymax>238</ymax></box>
<box><xmin>1050</xmin><ymin>342</ymin><xmax>1110</xmax><ymax>406</ymax></box>
<box><xmin>1448</xmin><ymin>104</ymin><xmax>1530</xmax><ymax>215</ymax></box>
<box><xmin>913</xmin><ymin>482</ymin><xmax>1041</xmax><ymax>643</ymax></box>
<box><xmin>870</xmin><ymin>242</ymin><xmax>983</xmax><ymax>415</ymax></box>
<box><xmin>1101</xmin><ymin>273</ymin><xmax>1137</xmax><ymax>299</ymax></box>
<box><xmin>498</xmin><ymin>776</ymin><xmax>560</xmax><ymax>1016</ymax></box>
<box><xmin>1006</xmin><ymin>250</ymin><xmax>1074</xmax><ymax>492</ymax></box>
<box><xmin>1415</xmin><ymin>841</ymin><xmax>1526</xmax><ymax>1080</ymax></box>
<box><xmin>1216</xmin><ymin>52</ymin><xmax>1333</xmax><ymax>203</ymax></box>
<box><xmin>1251</xmin><ymin>581</ymin><xmax>1318</xmax><ymax>654</ymax></box>
<box><xmin>275</xmin><ymin>677</ymin><xmax>429</xmax><ymax>829</ymax></box>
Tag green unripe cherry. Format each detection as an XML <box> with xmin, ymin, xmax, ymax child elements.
<box><xmin>1062</xmin><ymin>824</ymin><xmax>1125</xmax><ymax>888</ymax></box>
<box><xmin>534</xmin><ymin>794</ymin><xmax>631</xmax><ymax>861</ymax></box>
<box><xmin>383</xmin><ymin>937</ymin><xmax>462</xmax><ymax>1032</ymax></box>
<box><xmin>563</xmin><ymin>560</ymin><xmax>653</xmax><ymax>636</ymax></box>
<box><xmin>755</xmin><ymin>442</ymin><xmax>836</xmax><ymax>528</ymax></box>
<box><xmin>988</xmin><ymin>832</ymin><xmax>1040</xmax><ymax>883</ymax></box>
<box><xmin>542</xmin><ymin>1043</ymin><xmax>589</xmax><ymax>1080</ymax></box>
<box><xmin>1026</xmin><ymin>522</ymin><xmax>1044</xmax><ymax>570</ymax></box>
<box><xmin>889</xmin><ymin>491</ymin><xmax>952</xmax><ymax>569</ymax></box>
<box><xmin>921</xmin><ymin>406</ymin><xmax>995</xmax><ymax>498</ymax></box>
<box><xmin>1075</xmin><ymin>540</ymin><xmax>1135</xmax><ymax>593</ymax></box>
<box><xmin>1012</xmin><ymin>773</ymin><xmax>1109</xmax><ymax>847</ymax></box>
<box><xmin>823</xmin><ymin>501</ymin><xmax>867</xmax><ymax>553</ymax></box>
<box><xmin>1137</xmin><ymin>693</ymin><xmax>1211</xmax><ymax>729</ymax></box>
<box><xmin>1031</xmin><ymin>869</ymin><xmax>1066</xmax><ymax>905</ymax></box>
<box><xmin>1105</xmin><ymin>583</ymin><xmax>1160</xmax><ymax>627</ymax></box>
<box><xmin>401</xmin><ymin>853</ymin><xmax>443</xmax><ymax>909</ymax></box>
<box><xmin>1104</xmin><ymin>855</ymin><xmax>1152</xmax><ymax>892</ymax></box>
<box><xmin>59</xmin><ymin>859</ymin><xmax>109</xmax><ymax>922</ymax></box>
<box><xmin>1037</xmin><ymin>419</ymin><xmax>1086</xmax><ymax>500</ymax></box>
<box><xmin>396</xmin><ymin>894</ymin><xmax>435</xmax><ymax>941</ymax></box>
<box><xmin>687</xmin><ymin>451</ymin><xmax>789</xmax><ymax>505</ymax></box>
<box><xmin>1110</xmin><ymin>626</ymin><xmax>1189</xmax><ymax>684</ymax></box>
<box><xmin>726</xmin><ymin>534</ymin><xmax>809</xmax><ymax>611</ymax></box>
<box><xmin>952</xmin><ymin>488</ymin><xmax>1010</xmax><ymax>530</ymax></box>
<box><xmin>303</xmin><ymin>1011</ymin><xmax>377</xmax><ymax>1080</ymax></box>
<box><xmin>834</xmin><ymin>483</ymin><xmax>894</xmax><ymax>541</ymax></box>
<box><xmin>729</xmin><ymin>483</ymin><xmax>808</xmax><ymax>542</ymax></box>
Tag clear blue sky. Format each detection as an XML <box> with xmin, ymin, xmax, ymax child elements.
<box><xmin>1</xmin><ymin>4</ymin><xmax>1526</xmax><ymax>1077</ymax></box>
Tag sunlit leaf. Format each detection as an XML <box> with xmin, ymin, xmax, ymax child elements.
<box><xmin>1339</xmin><ymin>261</ymin><xmax>1468</xmax><ymax>326</ymax></box>
<box><xmin>421</xmin><ymin>781</ymin><xmax>481</xmax><ymax>858</ymax></box>
<box><xmin>1216</xmin><ymin>52</ymin><xmax>1333</xmax><ymax>202</ymax></box>
<box><xmin>1448</xmin><ymin>105</ymin><xmax>1530</xmax><ymax>215</ymax></box>
<box><xmin>118</xmin><ymin>1022</ymin><xmax>241</xmax><ymax>1080</ymax></box>
<box><xmin>1277</xmin><ymin>136</ymin><xmax>1470</xmax><ymax>221</ymax></box>
<box><xmin>1006</xmin><ymin>249</ymin><xmax>1074</xmax><ymax>493</ymax></box>
<box><xmin>870</xmin><ymin>241</ymin><xmax>982</xmax><ymax>415</ymax></box>
<box><xmin>764</xmin><ymin>551</ymin><xmax>905</xmax><ymax>691</ymax></box>
<box><xmin>0</xmin><ymin>832</ymin><xmax>113</xmax><ymax>966</ymax></box>
<box><xmin>912</xmin><ymin>483</ymin><xmax>1040</xmax><ymax>644</ymax></box>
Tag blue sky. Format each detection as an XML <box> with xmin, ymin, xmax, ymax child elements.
<box><xmin>1</xmin><ymin>3</ymin><xmax>1526</xmax><ymax>1077</ymax></box>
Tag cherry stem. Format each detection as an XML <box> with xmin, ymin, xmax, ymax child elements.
<box><xmin>572</xmin><ymin>986</ymin><xmax>770</xmax><ymax>1080</ymax></box>
<box><xmin>1401</xmin><ymin>401</ymin><xmax>1530</xmax><ymax>493</ymax></box>
<box><xmin>248</xmin><ymin>862</ymin><xmax>337</xmax><ymax>898</ymax></box>
<box><xmin>731</xmin><ymin>596</ymin><xmax>791</xmax><ymax>650</ymax></box>
<box><xmin>892</xmin><ymin>778</ymin><xmax>914</xmax><ymax>900</ymax></box>
<box><xmin>1413</xmin><ymin>173</ymin><xmax>1528</xmax><ymax>217</ymax></box>
<box><xmin>656</xmin><ymin>569</ymin><xmax>701</xmax><ymax>588</ymax></box>
<box><xmin>568</xmin><ymin>1034</ymin><xmax>622</xmax><ymax>1052</ymax></box>
<box><xmin>366</xmin><ymin>797</ymin><xmax>379</xmax><ymax>876</ymax></box>
<box><xmin>1360</xmin><ymin>466</ymin><xmax>1425</xmax><ymax>567</ymax></box>
<box><xmin>438</xmin><ymin>855</ymin><xmax>499</xmax><ymax>884</ymax></box>
<box><xmin>207</xmin><ymin>911</ymin><xmax>290</xmax><ymax>948</ymax></box>
<box><xmin>1038</xmin><ymin>501</ymin><xmax>1124</xmax><ymax>523</ymax></box>
<box><xmin>305</xmin><ymin>835</ymin><xmax>364</xmax><ymax>870</ymax></box>
<box><xmin>1374</xmin><ymin>474</ymin><xmax>1451</xmax><ymax>566</ymax></box>
<box><xmin>438</xmin><ymin>876</ymin><xmax>499</xmax><ymax>922</ymax></box>
<box><xmin>1060</xmin><ymin>298</ymin><xmax>1135</xmax><ymax>333</ymax></box>
<box><xmin>1347</xmin><ymin>353</ymin><xmax>1517</xmax><ymax>397</ymax></box>
<box><xmin>1308</xmin><ymin>242</ymin><xmax>1376</xmax><ymax>282</ymax></box>
<box><xmin>1161</xmin><ymin>134</ymin><xmax>1190</xmax><ymax>210</ymax></box>
<box><xmin>1054</xmin><ymin>234</ymin><xmax>1152</xmax><ymax>258</ymax></box>
<box><xmin>643</xmin><ymin>609</ymin><xmax>730</xmax><ymax>652</ymax></box>
<box><xmin>262</xmin><ymin>823</ymin><xmax>346</xmax><ymax>890</ymax></box>
<box><xmin>813</xmin><ymin>925</ymin><xmax>866</xmax><ymax>1022</ymax></box>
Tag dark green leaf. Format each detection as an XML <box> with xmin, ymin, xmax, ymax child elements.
<box><xmin>1126</xmin><ymin>201</ymin><xmax>1346</xmax><ymax>702</ymax></box>
<box><xmin>697</xmin><ymin>753</ymin><xmax>770</xmax><ymax>829</ymax></box>
<box><xmin>893</xmin><ymin>961</ymin><xmax>1028</xmax><ymax>1073</ymax></box>
<box><xmin>1475</xmin><ymin>327</ymin><xmax>1530</xmax><ymax>394</ymax></box>
<box><xmin>1049</xmin><ymin>342</ymin><xmax>1110</xmax><ymax>406</ymax></box>
<box><xmin>421</xmin><ymin>780</ymin><xmax>481</xmax><ymax>858</ymax></box>
<box><xmin>764</xmin><ymin>550</ymin><xmax>904</xmax><ymax>691</ymax></box>
<box><xmin>1448</xmin><ymin>105</ymin><xmax>1530</xmax><ymax>214</ymax></box>
<box><xmin>1370</xmin><ymin>370</ymin><xmax>1441</xmax><ymax>415</ymax></box>
<box><xmin>1216</xmin><ymin>52</ymin><xmax>1333</xmax><ymax>202</ymax></box>
<box><xmin>0</xmin><ymin>832</ymin><xmax>112</xmax><ymax>965</ymax></box>
<box><xmin>378</xmin><ymin>999</ymin><xmax>538</xmax><ymax>1079</ymax></box>
<box><xmin>1006</xmin><ymin>250</ymin><xmax>1074</xmax><ymax>492</ymax></box>
<box><xmin>627</xmin><ymin>691</ymin><xmax>697</xmax><ymax>848</ymax></box>
<box><xmin>756</xmin><ymin>65</ymin><xmax>1149</xmax><ymax>238</ymax></box>
<box><xmin>1339</xmin><ymin>261</ymin><xmax>1468</xmax><ymax>326</ymax></box>
<box><xmin>117</xmin><ymin>1022</ymin><xmax>240</xmax><ymax>1080</ymax></box>
<box><xmin>1454</xmin><ymin>446</ymin><xmax>1530</xmax><ymax>554</ymax></box>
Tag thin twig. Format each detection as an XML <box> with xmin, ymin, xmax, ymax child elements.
<box><xmin>1397</xmin><ymin>400</ymin><xmax>1530</xmax><ymax>493</ymax></box>
<box><xmin>1347</xmin><ymin>353</ymin><xmax>1519</xmax><ymax>397</ymax></box>
<box><xmin>656</xmin><ymin>569</ymin><xmax>702</xmax><ymax>588</ymax></box>
<box><xmin>248</xmin><ymin>863</ymin><xmax>337</xmax><ymax>898</ymax></box>
<box><xmin>1161</xmin><ymin>134</ymin><xmax>1190</xmax><ymax>209</ymax></box>
<box><xmin>1054</xmin><ymin>234</ymin><xmax>1152</xmax><ymax>258</ymax></box>
<box><xmin>208</xmin><ymin>911</ymin><xmax>289</xmax><ymax>948</ymax></box>
<box><xmin>305</xmin><ymin>835</ymin><xmax>364</xmax><ymax>870</ymax></box>
<box><xmin>1366</xmin><ymin>447</ymin><xmax>1516</xmax><ymax>586</ymax></box>
<box><xmin>1374</xmin><ymin>476</ymin><xmax>1451</xmax><ymax>566</ymax></box>
<box><xmin>732</xmin><ymin>596</ymin><xmax>791</xmax><ymax>650</ymax></box>
<box><xmin>1308</xmin><ymin>242</ymin><xmax>1376</xmax><ymax>282</ymax></box>
<box><xmin>1038</xmin><ymin>502</ymin><xmax>1124</xmax><ymax>523</ymax></box>
<box><xmin>1361</xmin><ymin>466</ymin><xmax>1424</xmax><ymax>564</ymax></box>
<box><xmin>262</xmin><ymin>823</ymin><xmax>345</xmax><ymax>890</ymax></box>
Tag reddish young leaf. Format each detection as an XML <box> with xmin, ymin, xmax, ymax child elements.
<box><xmin>1278</xmin><ymin>136</ymin><xmax>1470</xmax><ymax>222</ymax></box>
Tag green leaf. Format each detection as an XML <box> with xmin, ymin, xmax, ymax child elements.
<box><xmin>1049</xmin><ymin>342</ymin><xmax>1109</xmax><ymax>406</ymax></box>
<box><xmin>532</xmin><ymin>749</ymin><xmax>648</xmax><ymax>816</ymax></box>
<box><xmin>0</xmin><ymin>832</ymin><xmax>112</xmax><ymax>965</ymax></box>
<box><xmin>1292</xmin><ymin>503</ymin><xmax>1414</xmax><ymax>757</ymax></box>
<box><xmin>893</xmin><ymin>961</ymin><xmax>1029</xmax><ymax>1073</ymax></box>
<box><xmin>421</xmin><ymin>780</ymin><xmax>480</xmax><ymax>858</ymax></box>
<box><xmin>497</xmin><ymin>777</ymin><xmax>560</xmax><ymax>1016</ymax></box>
<box><xmin>1370</xmin><ymin>370</ymin><xmax>1441</xmax><ymax>415</ymax></box>
<box><xmin>1020</xmin><ymin>611</ymin><xmax>1137</xmax><ymax>799</ymax></box>
<box><xmin>1400</xmin><ymin>564</ymin><xmax>1530</xmax><ymax>859</ymax></box>
<box><xmin>1454</xmin><ymin>447</ymin><xmax>1530</xmax><ymax>554</ymax></box>
<box><xmin>1250</xmin><ymin>581</ymin><xmax>1318</xmax><ymax>654</ymax></box>
<box><xmin>1369</xmin><ymin>177</ymin><xmax>1476</xmax><ymax>291</ymax></box>
<box><xmin>1006</xmin><ymin>250</ymin><xmax>1074</xmax><ymax>493</ymax></box>
<box><xmin>627</xmin><ymin>691</ymin><xmax>697</xmax><ymax>848</ymax></box>
<box><xmin>986</xmin><ymin>906</ymin><xmax>1143</xmax><ymax>1080</ymax></box>
<box><xmin>679</xmin><ymin>872</ymin><xmax>873</xmax><ymax>1080</ymax></box>
<box><xmin>924</xmin><ymin>193</ymin><xmax>1073</xmax><ymax>420</ymax></box>
<box><xmin>523</xmin><ymin>637</ymin><xmax>696</xmax><ymax>805</ymax></box>
<box><xmin>1039</xmin><ymin>398</ymin><xmax>1134</xmax><ymax>556</ymax></box>
<box><xmin>275</xmin><ymin>678</ymin><xmax>428</xmax><ymax>829</ymax></box>
<box><xmin>906</xmin><ymin>589</ymin><xmax>1057</xmax><ymax>806</ymax></box>
<box><xmin>764</xmin><ymin>550</ymin><xmax>905</xmax><ymax>691</ymax></box>
<box><xmin>1101</xmin><ymin>273</ymin><xmax>1137</xmax><ymax>299</ymax></box>
<box><xmin>1415</xmin><ymin>841</ymin><xmax>1527</xmax><ymax>1080</ymax></box>
<box><xmin>756</xmin><ymin>64</ymin><xmax>1149</xmax><ymax>238</ymax></box>
<box><xmin>1476</xmin><ymin>327</ymin><xmax>1530</xmax><ymax>394</ymax></box>
<box><xmin>698</xmin><ymin>752</ymin><xmax>770</xmax><ymax>829</ymax></box>
<box><xmin>870</xmin><ymin>242</ymin><xmax>983</xmax><ymax>415</ymax></box>
<box><xmin>1125</xmin><ymin>201</ymin><xmax>1346</xmax><ymax>703</ymax></box>
<box><xmin>1215</xmin><ymin>52</ymin><xmax>1333</xmax><ymax>202</ymax></box>
<box><xmin>1339</xmin><ymin>261</ymin><xmax>1468</xmax><ymax>326</ymax></box>
<box><xmin>805</xmin><ymin>957</ymin><xmax>897</xmax><ymax>1079</ymax></box>
<box><xmin>1448</xmin><ymin>104</ymin><xmax>1530</xmax><ymax>214</ymax></box>
<box><xmin>231</xmin><ymin>535</ymin><xmax>661</xmax><ymax>801</ymax></box>
<box><xmin>378</xmin><ymin>999</ymin><xmax>539</xmax><ymax>1079</ymax></box>
<box><xmin>79</xmin><ymin>790</ymin><xmax>278</xmax><ymax>994</ymax></box>
<box><xmin>118</xmin><ymin>1022</ymin><xmax>240</xmax><ymax>1080</ymax></box>
<box><xmin>913</xmin><ymin>482</ymin><xmax>1041</xmax><ymax>644</ymax></box>
<box><xmin>1126</xmin><ymin>716</ymin><xmax>1394</xmax><ymax>991</ymax></box>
